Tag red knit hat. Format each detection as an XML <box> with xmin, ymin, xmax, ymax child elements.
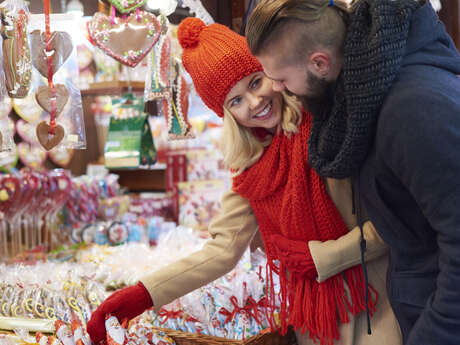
<box><xmin>178</xmin><ymin>17</ymin><xmax>263</xmax><ymax>117</ymax></box>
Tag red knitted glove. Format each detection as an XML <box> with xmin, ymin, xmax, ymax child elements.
<box><xmin>87</xmin><ymin>282</ymin><xmax>153</xmax><ymax>344</ymax></box>
<box><xmin>270</xmin><ymin>234</ymin><xmax>318</xmax><ymax>279</ymax></box>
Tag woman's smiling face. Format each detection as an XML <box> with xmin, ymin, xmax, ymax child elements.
<box><xmin>224</xmin><ymin>71</ymin><xmax>283</xmax><ymax>133</ymax></box>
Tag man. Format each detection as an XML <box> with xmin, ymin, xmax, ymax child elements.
<box><xmin>246</xmin><ymin>0</ymin><xmax>460</xmax><ymax>344</ymax></box>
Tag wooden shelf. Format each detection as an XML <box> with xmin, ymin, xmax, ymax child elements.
<box><xmin>110</xmin><ymin>168</ymin><xmax>166</xmax><ymax>191</ymax></box>
<box><xmin>81</xmin><ymin>81</ymin><xmax>145</xmax><ymax>96</ymax></box>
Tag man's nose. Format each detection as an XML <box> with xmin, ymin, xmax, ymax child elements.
<box><xmin>272</xmin><ymin>80</ymin><xmax>285</xmax><ymax>92</ymax></box>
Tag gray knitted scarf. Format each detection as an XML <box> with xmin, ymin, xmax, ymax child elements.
<box><xmin>308</xmin><ymin>0</ymin><xmax>421</xmax><ymax>178</ymax></box>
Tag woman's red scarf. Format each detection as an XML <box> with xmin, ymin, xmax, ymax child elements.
<box><xmin>233</xmin><ymin>112</ymin><xmax>378</xmax><ymax>345</ymax></box>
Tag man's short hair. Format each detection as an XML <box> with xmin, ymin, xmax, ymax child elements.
<box><xmin>246</xmin><ymin>0</ymin><xmax>350</xmax><ymax>62</ymax></box>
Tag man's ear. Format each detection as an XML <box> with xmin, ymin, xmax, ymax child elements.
<box><xmin>308</xmin><ymin>52</ymin><xmax>331</xmax><ymax>77</ymax></box>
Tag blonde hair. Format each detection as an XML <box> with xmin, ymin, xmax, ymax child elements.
<box><xmin>246</xmin><ymin>0</ymin><xmax>351</xmax><ymax>63</ymax></box>
<box><xmin>219</xmin><ymin>92</ymin><xmax>302</xmax><ymax>175</ymax></box>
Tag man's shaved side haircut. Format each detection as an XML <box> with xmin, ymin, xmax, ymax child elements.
<box><xmin>246</xmin><ymin>0</ymin><xmax>350</xmax><ymax>64</ymax></box>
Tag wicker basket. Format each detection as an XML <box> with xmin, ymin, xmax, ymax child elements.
<box><xmin>152</xmin><ymin>327</ymin><xmax>297</xmax><ymax>345</ymax></box>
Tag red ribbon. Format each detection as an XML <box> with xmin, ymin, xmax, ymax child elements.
<box><xmin>185</xmin><ymin>315</ymin><xmax>199</xmax><ymax>323</ymax></box>
<box><xmin>257</xmin><ymin>265</ymin><xmax>263</xmax><ymax>281</ymax></box>
<box><xmin>43</xmin><ymin>0</ymin><xmax>56</xmax><ymax>135</ymax></box>
<box><xmin>16</xmin><ymin>10</ymin><xmax>26</xmax><ymax>56</ymax></box>
<box><xmin>218</xmin><ymin>296</ymin><xmax>240</xmax><ymax>324</ymax></box>
<box><xmin>218</xmin><ymin>295</ymin><xmax>261</xmax><ymax>325</ymax></box>
<box><xmin>245</xmin><ymin>297</ymin><xmax>263</xmax><ymax>326</ymax></box>
<box><xmin>257</xmin><ymin>296</ymin><xmax>267</xmax><ymax>309</ymax></box>
<box><xmin>110</xmin><ymin>5</ymin><xmax>116</xmax><ymax>25</ymax></box>
<box><xmin>158</xmin><ymin>308</ymin><xmax>183</xmax><ymax>325</ymax></box>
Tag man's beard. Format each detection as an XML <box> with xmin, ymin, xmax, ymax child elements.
<box><xmin>296</xmin><ymin>70</ymin><xmax>336</xmax><ymax>118</ymax></box>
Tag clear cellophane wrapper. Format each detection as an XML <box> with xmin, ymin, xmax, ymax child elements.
<box><xmin>0</xmin><ymin>106</ymin><xmax>14</xmax><ymax>151</ymax></box>
<box><xmin>0</xmin><ymin>0</ymin><xmax>31</xmax><ymax>151</ymax></box>
<box><xmin>0</xmin><ymin>34</ymin><xmax>6</xmax><ymax>101</ymax></box>
<box><xmin>27</xmin><ymin>13</ymin><xmax>86</xmax><ymax>149</ymax></box>
<box><xmin>144</xmin><ymin>248</ymin><xmax>277</xmax><ymax>340</ymax></box>
<box><xmin>75</xmin><ymin>226</ymin><xmax>206</xmax><ymax>289</ymax></box>
<box><xmin>0</xmin><ymin>0</ymin><xmax>32</xmax><ymax>100</ymax></box>
<box><xmin>0</xmin><ymin>262</ymin><xmax>107</xmax><ymax>326</ymax></box>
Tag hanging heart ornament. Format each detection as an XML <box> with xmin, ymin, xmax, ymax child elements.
<box><xmin>17</xmin><ymin>142</ymin><xmax>47</xmax><ymax>169</ymax></box>
<box><xmin>48</xmin><ymin>147</ymin><xmax>74</xmax><ymax>167</ymax></box>
<box><xmin>16</xmin><ymin>119</ymin><xmax>38</xmax><ymax>144</ymax></box>
<box><xmin>30</xmin><ymin>30</ymin><xmax>73</xmax><ymax>78</ymax></box>
<box><xmin>35</xmin><ymin>84</ymin><xmax>69</xmax><ymax>116</ymax></box>
<box><xmin>103</xmin><ymin>0</ymin><xmax>147</xmax><ymax>14</ymax></box>
<box><xmin>88</xmin><ymin>11</ymin><xmax>161</xmax><ymax>67</ymax></box>
<box><xmin>36</xmin><ymin>121</ymin><xmax>65</xmax><ymax>151</ymax></box>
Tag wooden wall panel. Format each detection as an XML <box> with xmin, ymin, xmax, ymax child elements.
<box><xmin>28</xmin><ymin>0</ymin><xmax>98</xmax><ymax>16</ymax></box>
<box><xmin>232</xmin><ymin>0</ymin><xmax>246</xmax><ymax>33</ymax></box>
<box><xmin>28</xmin><ymin>0</ymin><xmax>232</xmax><ymax>27</ymax></box>
<box><xmin>438</xmin><ymin>1</ymin><xmax>460</xmax><ymax>51</ymax></box>
<box><xmin>201</xmin><ymin>0</ymin><xmax>232</xmax><ymax>27</ymax></box>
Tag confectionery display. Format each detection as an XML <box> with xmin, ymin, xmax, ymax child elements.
<box><xmin>0</xmin><ymin>1</ymin><xmax>282</xmax><ymax>345</ymax></box>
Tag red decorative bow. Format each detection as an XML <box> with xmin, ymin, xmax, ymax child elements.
<box><xmin>245</xmin><ymin>297</ymin><xmax>263</xmax><ymax>326</ymax></box>
<box><xmin>218</xmin><ymin>295</ymin><xmax>262</xmax><ymax>325</ymax></box>
<box><xmin>158</xmin><ymin>308</ymin><xmax>183</xmax><ymax>325</ymax></box>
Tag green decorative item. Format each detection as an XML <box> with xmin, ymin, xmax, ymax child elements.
<box><xmin>104</xmin><ymin>115</ymin><xmax>157</xmax><ymax>169</ymax></box>
<box><xmin>107</xmin><ymin>0</ymin><xmax>147</xmax><ymax>14</ymax></box>
<box><xmin>112</xmin><ymin>92</ymin><xmax>145</xmax><ymax>117</ymax></box>
<box><xmin>160</xmin><ymin>69</ymin><xmax>194</xmax><ymax>140</ymax></box>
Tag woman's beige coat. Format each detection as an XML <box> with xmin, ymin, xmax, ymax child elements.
<box><xmin>140</xmin><ymin>178</ymin><xmax>402</xmax><ymax>345</ymax></box>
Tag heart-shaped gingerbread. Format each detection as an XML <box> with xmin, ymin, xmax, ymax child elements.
<box><xmin>30</xmin><ymin>30</ymin><xmax>73</xmax><ymax>78</ymax></box>
<box><xmin>49</xmin><ymin>147</ymin><xmax>74</xmax><ymax>167</ymax></box>
<box><xmin>13</xmin><ymin>92</ymin><xmax>44</xmax><ymax>123</ymax></box>
<box><xmin>35</xmin><ymin>84</ymin><xmax>69</xmax><ymax>116</ymax></box>
<box><xmin>88</xmin><ymin>11</ymin><xmax>161</xmax><ymax>67</ymax></box>
<box><xmin>17</xmin><ymin>142</ymin><xmax>47</xmax><ymax>169</ymax></box>
<box><xmin>103</xmin><ymin>0</ymin><xmax>147</xmax><ymax>14</ymax></box>
<box><xmin>36</xmin><ymin>121</ymin><xmax>65</xmax><ymax>151</ymax></box>
<box><xmin>0</xmin><ymin>97</ymin><xmax>12</xmax><ymax>118</ymax></box>
<box><xmin>16</xmin><ymin>119</ymin><xmax>37</xmax><ymax>144</ymax></box>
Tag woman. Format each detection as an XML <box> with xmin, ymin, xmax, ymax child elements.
<box><xmin>87</xmin><ymin>18</ymin><xmax>400</xmax><ymax>345</ymax></box>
